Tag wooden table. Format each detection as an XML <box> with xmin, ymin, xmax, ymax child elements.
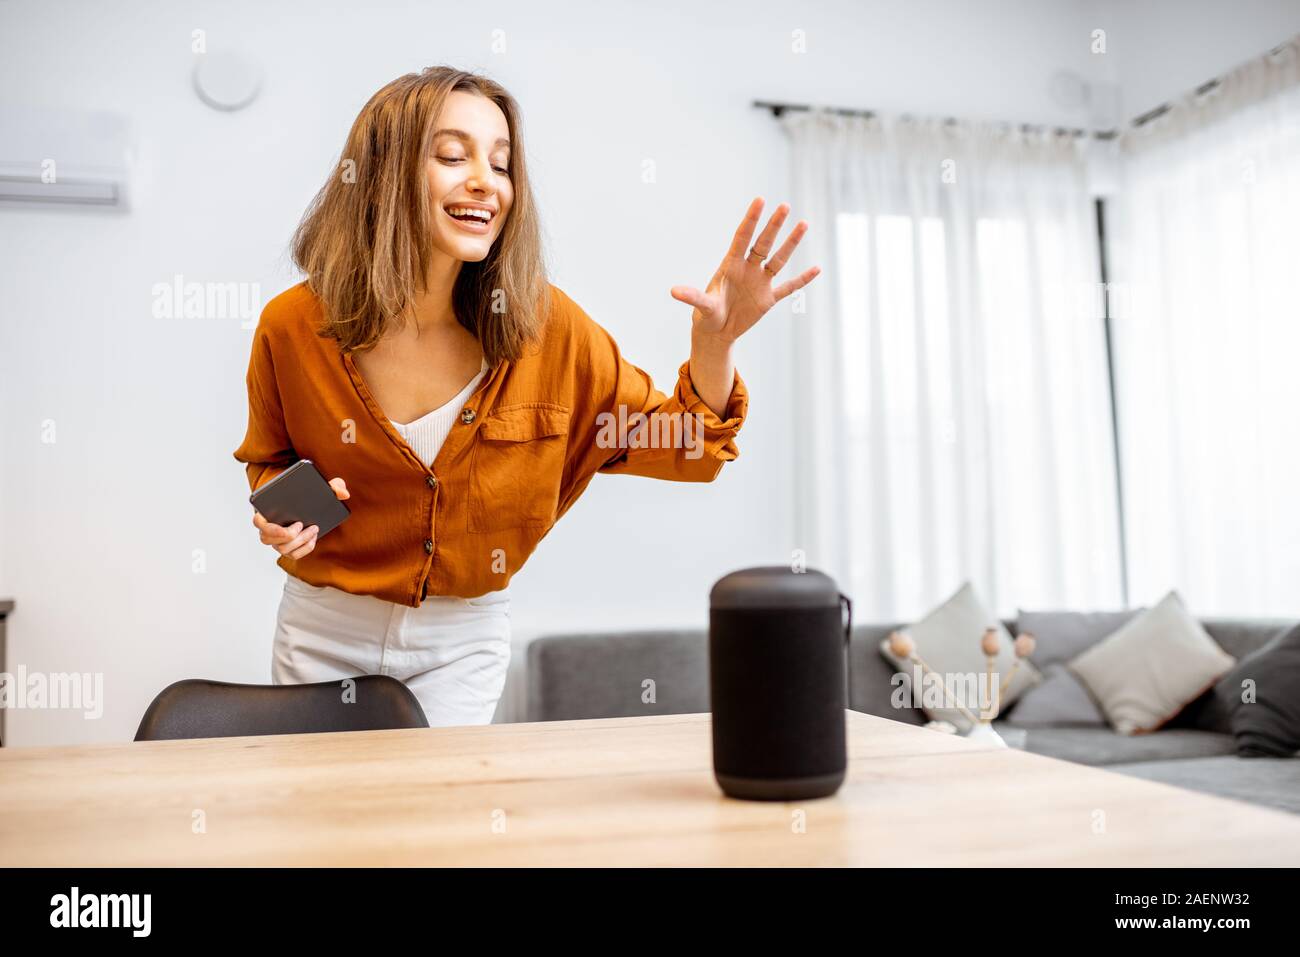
<box><xmin>2</xmin><ymin>711</ymin><xmax>1298</xmax><ymax>866</ymax></box>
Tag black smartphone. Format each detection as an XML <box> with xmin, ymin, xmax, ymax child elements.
<box><xmin>248</xmin><ymin>459</ymin><xmax>350</xmax><ymax>539</ymax></box>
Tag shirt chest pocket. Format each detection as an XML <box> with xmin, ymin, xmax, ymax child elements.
<box><xmin>468</xmin><ymin>403</ymin><xmax>571</xmax><ymax>533</ymax></box>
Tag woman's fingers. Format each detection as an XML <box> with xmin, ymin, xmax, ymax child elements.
<box><xmin>760</xmin><ymin>219</ymin><xmax>808</xmax><ymax>276</ymax></box>
<box><xmin>725</xmin><ymin>197</ymin><xmax>765</xmax><ymax>260</ymax></box>
<box><xmin>773</xmin><ymin>265</ymin><xmax>822</xmax><ymax>303</ymax></box>
<box><xmin>253</xmin><ymin>508</ymin><xmax>323</xmax><ymax>555</ymax></box>
<box><xmin>255</xmin><ymin>514</ymin><xmax>300</xmax><ymax>545</ymax></box>
<box><xmin>262</xmin><ymin>521</ymin><xmax>301</xmax><ymax>546</ymax></box>
<box><xmin>277</xmin><ymin>524</ymin><xmax>318</xmax><ymax>556</ymax></box>
<box><xmin>329</xmin><ymin>477</ymin><xmax>350</xmax><ymax>500</ymax></box>
<box><xmin>670</xmin><ymin>285</ymin><xmax>709</xmax><ymax>311</ymax></box>
<box><xmin>748</xmin><ymin>203</ymin><xmax>791</xmax><ymax>261</ymax></box>
<box><xmin>287</xmin><ymin>530</ymin><xmax>319</xmax><ymax>559</ymax></box>
<box><xmin>253</xmin><ymin>510</ymin><xmax>293</xmax><ymax>537</ymax></box>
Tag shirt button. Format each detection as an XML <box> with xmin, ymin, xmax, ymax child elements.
<box><xmin>424</xmin><ymin>539</ymin><xmax>433</xmax><ymax>554</ymax></box>
<box><xmin>426</xmin><ymin>475</ymin><xmax>438</xmax><ymax>488</ymax></box>
<box><xmin>460</xmin><ymin>408</ymin><xmax>476</xmax><ymax>424</ymax></box>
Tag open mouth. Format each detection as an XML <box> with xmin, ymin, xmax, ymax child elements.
<box><xmin>443</xmin><ymin>205</ymin><xmax>495</xmax><ymax>233</ymax></box>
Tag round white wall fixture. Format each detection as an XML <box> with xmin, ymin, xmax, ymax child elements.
<box><xmin>193</xmin><ymin>51</ymin><xmax>263</xmax><ymax>112</ymax></box>
<box><xmin>1048</xmin><ymin>70</ymin><xmax>1091</xmax><ymax>111</ymax></box>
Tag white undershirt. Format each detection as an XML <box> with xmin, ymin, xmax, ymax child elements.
<box><xmin>389</xmin><ymin>358</ymin><xmax>489</xmax><ymax>469</ymax></box>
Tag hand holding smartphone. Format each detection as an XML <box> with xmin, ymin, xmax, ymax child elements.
<box><xmin>250</xmin><ymin>460</ymin><xmax>351</xmax><ymax>559</ymax></box>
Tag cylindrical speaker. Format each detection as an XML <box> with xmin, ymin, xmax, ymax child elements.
<box><xmin>709</xmin><ymin>566</ymin><xmax>852</xmax><ymax>801</ymax></box>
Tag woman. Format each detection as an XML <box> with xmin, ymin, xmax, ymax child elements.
<box><xmin>233</xmin><ymin>66</ymin><xmax>820</xmax><ymax>727</ymax></box>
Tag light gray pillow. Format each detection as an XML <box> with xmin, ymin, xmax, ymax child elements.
<box><xmin>1015</xmin><ymin>608</ymin><xmax>1143</xmax><ymax>667</ymax></box>
<box><xmin>1003</xmin><ymin>663</ymin><xmax>1106</xmax><ymax>727</ymax></box>
<box><xmin>880</xmin><ymin>582</ymin><xmax>1041</xmax><ymax>731</ymax></box>
<box><xmin>1068</xmin><ymin>591</ymin><xmax>1236</xmax><ymax>735</ymax></box>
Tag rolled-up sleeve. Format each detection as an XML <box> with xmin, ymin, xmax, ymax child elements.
<box><xmin>559</xmin><ymin>296</ymin><xmax>749</xmax><ymax>483</ymax></box>
<box><xmin>596</xmin><ymin>356</ymin><xmax>748</xmax><ymax>481</ymax></box>
<box><xmin>232</xmin><ymin>326</ymin><xmax>298</xmax><ymax>493</ymax></box>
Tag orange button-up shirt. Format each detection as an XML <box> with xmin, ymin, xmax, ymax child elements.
<box><xmin>232</xmin><ymin>281</ymin><xmax>749</xmax><ymax>606</ymax></box>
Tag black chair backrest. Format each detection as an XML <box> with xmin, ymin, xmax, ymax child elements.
<box><xmin>134</xmin><ymin>676</ymin><xmax>429</xmax><ymax>741</ymax></box>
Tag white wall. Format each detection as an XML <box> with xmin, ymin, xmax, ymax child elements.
<box><xmin>1095</xmin><ymin>0</ymin><xmax>1300</xmax><ymax>120</ymax></box>
<box><xmin>2</xmin><ymin>0</ymin><xmax>1295</xmax><ymax>746</ymax></box>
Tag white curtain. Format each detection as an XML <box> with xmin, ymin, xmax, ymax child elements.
<box><xmin>780</xmin><ymin>111</ymin><xmax>1123</xmax><ymax>621</ymax></box>
<box><xmin>1109</xmin><ymin>37</ymin><xmax>1300</xmax><ymax>617</ymax></box>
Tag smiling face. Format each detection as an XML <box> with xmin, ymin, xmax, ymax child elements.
<box><xmin>427</xmin><ymin>90</ymin><xmax>514</xmax><ymax>264</ymax></box>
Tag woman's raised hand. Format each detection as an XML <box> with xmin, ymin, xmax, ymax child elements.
<box><xmin>252</xmin><ymin>477</ymin><xmax>350</xmax><ymax>559</ymax></box>
<box><xmin>670</xmin><ymin>197</ymin><xmax>821</xmax><ymax>344</ymax></box>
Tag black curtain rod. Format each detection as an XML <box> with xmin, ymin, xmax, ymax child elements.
<box><xmin>751</xmin><ymin>99</ymin><xmax>1119</xmax><ymax>139</ymax></box>
<box><xmin>754</xmin><ymin>38</ymin><xmax>1293</xmax><ymax>138</ymax></box>
<box><xmin>1126</xmin><ymin>36</ymin><xmax>1290</xmax><ymax>127</ymax></box>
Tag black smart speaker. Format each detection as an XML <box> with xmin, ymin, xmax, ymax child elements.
<box><xmin>708</xmin><ymin>566</ymin><xmax>852</xmax><ymax>801</ymax></box>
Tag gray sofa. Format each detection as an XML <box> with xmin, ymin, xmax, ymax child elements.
<box><xmin>526</xmin><ymin>617</ymin><xmax>1300</xmax><ymax>814</ymax></box>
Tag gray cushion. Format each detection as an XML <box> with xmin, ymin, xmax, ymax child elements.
<box><xmin>1008</xmin><ymin>726</ymin><xmax>1238</xmax><ymax>766</ymax></box>
<box><xmin>526</xmin><ymin>630</ymin><xmax>709</xmax><ymax>721</ymax></box>
<box><xmin>1002</xmin><ymin>663</ymin><xmax>1106</xmax><ymax>727</ymax></box>
<box><xmin>1170</xmin><ymin>618</ymin><xmax>1296</xmax><ymax>729</ymax></box>
<box><xmin>1068</xmin><ymin>592</ymin><xmax>1236</xmax><ymax>736</ymax></box>
<box><xmin>1015</xmin><ymin>608</ymin><xmax>1142</xmax><ymax>667</ymax></box>
<box><xmin>1111</xmin><ymin>755</ymin><xmax>1300</xmax><ymax>815</ymax></box>
<box><xmin>1227</xmin><ymin>624</ymin><xmax>1300</xmax><ymax>756</ymax></box>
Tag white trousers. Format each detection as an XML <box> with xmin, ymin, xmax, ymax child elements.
<box><xmin>271</xmin><ymin>572</ymin><xmax>512</xmax><ymax>727</ymax></box>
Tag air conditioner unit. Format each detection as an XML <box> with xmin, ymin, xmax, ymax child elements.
<box><xmin>0</xmin><ymin>105</ymin><xmax>134</xmax><ymax>210</ymax></box>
